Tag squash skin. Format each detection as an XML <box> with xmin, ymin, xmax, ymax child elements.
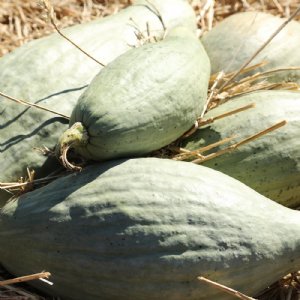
<box><xmin>0</xmin><ymin>157</ymin><xmax>300</xmax><ymax>300</ymax></box>
<box><xmin>0</xmin><ymin>0</ymin><xmax>196</xmax><ymax>206</ymax></box>
<box><xmin>64</xmin><ymin>27</ymin><xmax>210</xmax><ymax>161</ymax></box>
<box><xmin>182</xmin><ymin>90</ymin><xmax>300</xmax><ymax>208</ymax></box>
<box><xmin>201</xmin><ymin>11</ymin><xmax>300</xmax><ymax>82</ymax></box>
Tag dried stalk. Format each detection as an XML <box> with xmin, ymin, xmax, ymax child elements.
<box><xmin>0</xmin><ymin>175</ymin><xmax>62</xmax><ymax>192</ymax></box>
<box><xmin>218</xmin><ymin>5</ymin><xmax>300</xmax><ymax>92</ymax></box>
<box><xmin>0</xmin><ymin>91</ymin><xmax>69</xmax><ymax>119</ymax></box>
<box><xmin>41</xmin><ymin>0</ymin><xmax>105</xmax><ymax>67</ymax></box>
<box><xmin>192</xmin><ymin>120</ymin><xmax>286</xmax><ymax>164</ymax></box>
<box><xmin>60</xmin><ymin>144</ymin><xmax>83</xmax><ymax>172</ymax></box>
<box><xmin>198</xmin><ymin>276</ymin><xmax>257</xmax><ymax>300</ymax></box>
<box><xmin>182</xmin><ymin>71</ymin><xmax>225</xmax><ymax>139</ymax></box>
<box><xmin>0</xmin><ymin>272</ymin><xmax>51</xmax><ymax>287</ymax></box>
<box><xmin>198</xmin><ymin>103</ymin><xmax>255</xmax><ymax>127</ymax></box>
<box><xmin>173</xmin><ymin>135</ymin><xmax>236</xmax><ymax>161</ymax></box>
<box><xmin>223</xmin><ymin>66</ymin><xmax>300</xmax><ymax>92</ymax></box>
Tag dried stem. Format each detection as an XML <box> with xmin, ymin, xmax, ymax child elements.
<box><xmin>232</xmin><ymin>120</ymin><xmax>286</xmax><ymax>148</ymax></box>
<box><xmin>192</xmin><ymin>120</ymin><xmax>286</xmax><ymax>164</ymax></box>
<box><xmin>182</xmin><ymin>71</ymin><xmax>225</xmax><ymax>139</ymax></box>
<box><xmin>198</xmin><ymin>276</ymin><xmax>257</xmax><ymax>300</ymax></box>
<box><xmin>145</xmin><ymin>0</ymin><xmax>166</xmax><ymax>32</ymax></box>
<box><xmin>201</xmin><ymin>71</ymin><xmax>225</xmax><ymax>118</ymax></box>
<box><xmin>0</xmin><ymin>91</ymin><xmax>69</xmax><ymax>119</ymax></box>
<box><xmin>42</xmin><ymin>0</ymin><xmax>105</xmax><ymax>67</ymax></box>
<box><xmin>60</xmin><ymin>144</ymin><xmax>83</xmax><ymax>171</ymax></box>
<box><xmin>173</xmin><ymin>135</ymin><xmax>236</xmax><ymax>161</ymax></box>
<box><xmin>218</xmin><ymin>5</ymin><xmax>300</xmax><ymax>92</ymax></box>
<box><xmin>199</xmin><ymin>103</ymin><xmax>255</xmax><ymax>127</ymax></box>
<box><xmin>0</xmin><ymin>175</ymin><xmax>62</xmax><ymax>192</ymax></box>
<box><xmin>0</xmin><ymin>272</ymin><xmax>51</xmax><ymax>287</ymax></box>
<box><xmin>223</xmin><ymin>66</ymin><xmax>300</xmax><ymax>91</ymax></box>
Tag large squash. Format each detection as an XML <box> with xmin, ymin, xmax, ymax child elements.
<box><xmin>201</xmin><ymin>11</ymin><xmax>300</xmax><ymax>82</ymax></box>
<box><xmin>0</xmin><ymin>158</ymin><xmax>299</xmax><ymax>300</ymax></box>
<box><xmin>0</xmin><ymin>0</ymin><xmax>196</xmax><ymax>206</ymax></box>
<box><xmin>56</xmin><ymin>26</ymin><xmax>210</xmax><ymax>162</ymax></box>
<box><xmin>182</xmin><ymin>90</ymin><xmax>300</xmax><ymax>208</ymax></box>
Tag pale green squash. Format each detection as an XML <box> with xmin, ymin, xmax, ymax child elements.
<box><xmin>201</xmin><ymin>11</ymin><xmax>300</xmax><ymax>82</ymax></box>
<box><xmin>57</xmin><ymin>27</ymin><xmax>210</xmax><ymax>161</ymax></box>
<box><xmin>0</xmin><ymin>157</ymin><xmax>299</xmax><ymax>299</ymax></box>
<box><xmin>0</xmin><ymin>0</ymin><xmax>196</xmax><ymax>206</ymax></box>
<box><xmin>182</xmin><ymin>90</ymin><xmax>300</xmax><ymax>208</ymax></box>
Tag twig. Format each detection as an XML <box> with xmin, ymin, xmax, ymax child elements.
<box><xmin>145</xmin><ymin>0</ymin><xmax>166</xmax><ymax>32</ymax></box>
<box><xmin>209</xmin><ymin>61</ymin><xmax>268</xmax><ymax>84</ymax></box>
<box><xmin>173</xmin><ymin>135</ymin><xmax>236</xmax><ymax>161</ymax></box>
<box><xmin>198</xmin><ymin>276</ymin><xmax>257</xmax><ymax>300</ymax></box>
<box><xmin>41</xmin><ymin>0</ymin><xmax>105</xmax><ymax>67</ymax></box>
<box><xmin>0</xmin><ymin>91</ymin><xmax>69</xmax><ymax>119</ymax></box>
<box><xmin>201</xmin><ymin>71</ymin><xmax>225</xmax><ymax>118</ymax></box>
<box><xmin>181</xmin><ymin>71</ymin><xmax>225</xmax><ymax>139</ymax></box>
<box><xmin>223</xmin><ymin>66</ymin><xmax>300</xmax><ymax>91</ymax></box>
<box><xmin>218</xmin><ymin>5</ymin><xmax>300</xmax><ymax>92</ymax></box>
<box><xmin>0</xmin><ymin>175</ymin><xmax>62</xmax><ymax>191</ymax></box>
<box><xmin>0</xmin><ymin>272</ymin><xmax>51</xmax><ymax>287</ymax></box>
<box><xmin>192</xmin><ymin>120</ymin><xmax>286</xmax><ymax>164</ymax></box>
<box><xmin>198</xmin><ymin>103</ymin><xmax>255</xmax><ymax>127</ymax></box>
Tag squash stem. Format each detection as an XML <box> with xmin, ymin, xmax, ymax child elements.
<box><xmin>56</xmin><ymin>122</ymin><xmax>89</xmax><ymax>171</ymax></box>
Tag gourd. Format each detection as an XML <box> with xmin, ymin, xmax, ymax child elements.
<box><xmin>0</xmin><ymin>157</ymin><xmax>299</xmax><ymax>300</ymax></box>
<box><xmin>182</xmin><ymin>90</ymin><xmax>300</xmax><ymax>208</ymax></box>
<box><xmin>0</xmin><ymin>0</ymin><xmax>196</xmax><ymax>206</ymax></box>
<box><xmin>201</xmin><ymin>11</ymin><xmax>300</xmax><ymax>82</ymax></box>
<box><xmin>56</xmin><ymin>27</ymin><xmax>210</xmax><ymax>162</ymax></box>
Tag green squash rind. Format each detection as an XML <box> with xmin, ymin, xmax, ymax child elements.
<box><xmin>201</xmin><ymin>11</ymin><xmax>300</xmax><ymax>82</ymax></box>
<box><xmin>65</xmin><ymin>27</ymin><xmax>210</xmax><ymax>161</ymax></box>
<box><xmin>0</xmin><ymin>0</ymin><xmax>196</xmax><ymax>206</ymax></box>
<box><xmin>0</xmin><ymin>157</ymin><xmax>300</xmax><ymax>299</ymax></box>
<box><xmin>182</xmin><ymin>90</ymin><xmax>300</xmax><ymax>208</ymax></box>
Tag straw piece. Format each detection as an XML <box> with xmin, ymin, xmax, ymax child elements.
<box><xmin>192</xmin><ymin>120</ymin><xmax>286</xmax><ymax>164</ymax></box>
<box><xmin>218</xmin><ymin>5</ymin><xmax>300</xmax><ymax>92</ymax></box>
<box><xmin>0</xmin><ymin>91</ymin><xmax>69</xmax><ymax>119</ymax></box>
<box><xmin>199</xmin><ymin>103</ymin><xmax>255</xmax><ymax>127</ymax></box>
<box><xmin>0</xmin><ymin>272</ymin><xmax>51</xmax><ymax>287</ymax></box>
<box><xmin>198</xmin><ymin>276</ymin><xmax>257</xmax><ymax>300</ymax></box>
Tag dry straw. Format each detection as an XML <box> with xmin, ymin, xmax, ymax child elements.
<box><xmin>1</xmin><ymin>0</ymin><xmax>300</xmax><ymax>299</ymax></box>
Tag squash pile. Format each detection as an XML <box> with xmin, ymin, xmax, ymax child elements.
<box><xmin>0</xmin><ymin>1</ymin><xmax>300</xmax><ymax>299</ymax></box>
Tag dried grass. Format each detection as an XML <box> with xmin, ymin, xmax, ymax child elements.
<box><xmin>1</xmin><ymin>0</ymin><xmax>300</xmax><ymax>299</ymax></box>
<box><xmin>0</xmin><ymin>0</ymin><xmax>131</xmax><ymax>57</ymax></box>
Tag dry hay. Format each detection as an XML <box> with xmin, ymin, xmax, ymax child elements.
<box><xmin>1</xmin><ymin>0</ymin><xmax>300</xmax><ymax>299</ymax></box>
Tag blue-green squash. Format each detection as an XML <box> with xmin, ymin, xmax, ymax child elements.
<box><xmin>201</xmin><ymin>11</ymin><xmax>300</xmax><ymax>82</ymax></box>
<box><xmin>56</xmin><ymin>27</ymin><xmax>210</xmax><ymax>162</ymax></box>
<box><xmin>182</xmin><ymin>90</ymin><xmax>300</xmax><ymax>208</ymax></box>
<box><xmin>0</xmin><ymin>0</ymin><xmax>196</xmax><ymax>206</ymax></box>
<box><xmin>0</xmin><ymin>157</ymin><xmax>299</xmax><ymax>299</ymax></box>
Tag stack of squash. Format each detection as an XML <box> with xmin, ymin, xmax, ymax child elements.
<box><xmin>0</xmin><ymin>1</ymin><xmax>299</xmax><ymax>299</ymax></box>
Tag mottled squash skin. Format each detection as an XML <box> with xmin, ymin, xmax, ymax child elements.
<box><xmin>201</xmin><ymin>12</ymin><xmax>300</xmax><ymax>82</ymax></box>
<box><xmin>182</xmin><ymin>90</ymin><xmax>300</xmax><ymax>208</ymax></box>
<box><xmin>59</xmin><ymin>27</ymin><xmax>210</xmax><ymax>161</ymax></box>
<box><xmin>0</xmin><ymin>0</ymin><xmax>196</xmax><ymax>206</ymax></box>
<box><xmin>0</xmin><ymin>158</ymin><xmax>300</xmax><ymax>300</ymax></box>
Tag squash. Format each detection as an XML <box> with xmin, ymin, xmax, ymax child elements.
<box><xmin>201</xmin><ymin>11</ymin><xmax>300</xmax><ymax>82</ymax></box>
<box><xmin>0</xmin><ymin>0</ymin><xmax>196</xmax><ymax>206</ymax></box>
<box><xmin>181</xmin><ymin>90</ymin><xmax>300</xmax><ymax>208</ymax></box>
<box><xmin>0</xmin><ymin>157</ymin><xmax>299</xmax><ymax>300</ymax></box>
<box><xmin>56</xmin><ymin>26</ymin><xmax>210</xmax><ymax>162</ymax></box>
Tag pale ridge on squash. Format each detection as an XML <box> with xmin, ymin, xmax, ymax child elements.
<box><xmin>0</xmin><ymin>158</ymin><xmax>299</xmax><ymax>299</ymax></box>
